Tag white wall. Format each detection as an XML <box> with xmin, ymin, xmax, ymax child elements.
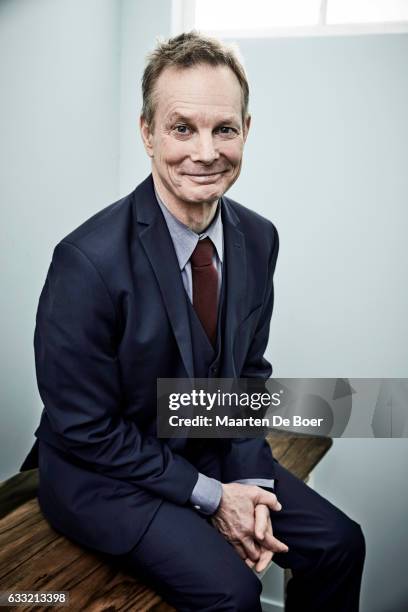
<box><xmin>0</xmin><ymin>0</ymin><xmax>120</xmax><ymax>480</ymax></box>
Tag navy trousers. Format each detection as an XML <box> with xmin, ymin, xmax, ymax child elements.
<box><xmin>98</xmin><ymin>461</ymin><xmax>365</xmax><ymax>612</ymax></box>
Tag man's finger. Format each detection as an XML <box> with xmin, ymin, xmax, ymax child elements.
<box><xmin>254</xmin><ymin>514</ymin><xmax>289</xmax><ymax>553</ymax></box>
<box><xmin>262</xmin><ymin>531</ymin><xmax>289</xmax><ymax>553</ymax></box>
<box><xmin>255</xmin><ymin>547</ymin><xmax>273</xmax><ymax>573</ymax></box>
<box><xmin>241</xmin><ymin>536</ymin><xmax>261</xmax><ymax>562</ymax></box>
<box><xmin>255</xmin><ymin>489</ymin><xmax>282</xmax><ymax>512</ymax></box>
<box><xmin>254</xmin><ymin>504</ymin><xmax>269</xmax><ymax>540</ymax></box>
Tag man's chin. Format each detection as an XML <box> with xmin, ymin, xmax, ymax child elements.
<box><xmin>180</xmin><ymin>179</ymin><xmax>229</xmax><ymax>205</ymax></box>
<box><xmin>183</xmin><ymin>188</ymin><xmax>223</xmax><ymax>205</ymax></box>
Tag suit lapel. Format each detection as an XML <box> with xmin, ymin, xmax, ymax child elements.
<box><xmin>133</xmin><ymin>176</ymin><xmax>194</xmax><ymax>379</ymax></box>
<box><xmin>220</xmin><ymin>196</ymin><xmax>247</xmax><ymax>377</ymax></box>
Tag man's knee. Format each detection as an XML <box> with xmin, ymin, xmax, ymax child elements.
<box><xmin>215</xmin><ymin>566</ymin><xmax>262</xmax><ymax>612</ymax></box>
<box><xmin>329</xmin><ymin>516</ymin><xmax>366</xmax><ymax>568</ymax></box>
<box><xmin>350</xmin><ymin>522</ymin><xmax>365</xmax><ymax>560</ymax></box>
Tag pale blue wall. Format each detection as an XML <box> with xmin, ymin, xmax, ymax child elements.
<box><xmin>0</xmin><ymin>0</ymin><xmax>120</xmax><ymax>480</ymax></box>
<box><xmin>231</xmin><ymin>34</ymin><xmax>408</xmax><ymax>380</ymax></box>
<box><xmin>119</xmin><ymin>0</ymin><xmax>171</xmax><ymax>192</ymax></box>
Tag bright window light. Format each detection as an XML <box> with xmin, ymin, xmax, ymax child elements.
<box><xmin>195</xmin><ymin>0</ymin><xmax>322</xmax><ymax>31</ymax></box>
<box><xmin>327</xmin><ymin>0</ymin><xmax>408</xmax><ymax>24</ymax></box>
<box><xmin>180</xmin><ymin>0</ymin><xmax>408</xmax><ymax>36</ymax></box>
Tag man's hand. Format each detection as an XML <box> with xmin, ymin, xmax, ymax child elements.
<box><xmin>245</xmin><ymin>504</ymin><xmax>289</xmax><ymax>572</ymax></box>
<box><xmin>211</xmin><ymin>483</ymin><xmax>288</xmax><ymax>567</ymax></box>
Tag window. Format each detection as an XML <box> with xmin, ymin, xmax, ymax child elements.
<box><xmin>196</xmin><ymin>0</ymin><xmax>322</xmax><ymax>30</ymax></box>
<box><xmin>172</xmin><ymin>0</ymin><xmax>408</xmax><ymax>37</ymax></box>
<box><xmin>327</xmin><ymin>0</ymin><xmax>408</xmax><ymax>24</ymax></box>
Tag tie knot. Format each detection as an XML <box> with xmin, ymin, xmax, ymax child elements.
<box><xmin>190</xmin><ymin>237</ymin><xmax>214</xmax><ymax>268</ymax></box>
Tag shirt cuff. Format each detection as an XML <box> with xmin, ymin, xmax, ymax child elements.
<box><xmin>190</xmin><ymin>472</ymin><xmax>223</xmax><ymax>516</ymax></box>
<box><xmin>233</xmin><ymin>478</ymin><xmax>275</xmax><ymax>490</ymax></box>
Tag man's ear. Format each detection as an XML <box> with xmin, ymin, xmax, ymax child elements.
<box><xmin>243</xmin><ymin>114</ymin><xmax>251</xmax><ymax>143</ymax></box>
<box><xmin>140</xmin><ymin>115</ymin><xmax>154</xmax><ymax>157</ymax></box>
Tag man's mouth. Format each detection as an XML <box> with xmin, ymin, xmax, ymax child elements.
<box><xmin>183</xmin><ymin>171</ymin><xmax>227</xmax><ymax>184</ymax></box>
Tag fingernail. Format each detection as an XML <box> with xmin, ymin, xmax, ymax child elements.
<box><xmin>277</xmin><ymin>502</ymin><xmax>282</xmax><ymax>511</ymax></box>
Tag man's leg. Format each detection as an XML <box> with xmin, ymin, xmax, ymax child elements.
<box><xmin>270</xmin><ymin>460</ymin><xmax>366</xmax><ymax>612</ymax></box>
<box><xmin>108</xmin><ymin>500</ymin><xmax>263</xmax><ymax>612</ymax></box>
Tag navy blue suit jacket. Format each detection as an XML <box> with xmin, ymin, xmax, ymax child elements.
<box><xmin>22</xmin><ymin>175</ymin><xmax>279</xmax><ymax>554</ymax></box>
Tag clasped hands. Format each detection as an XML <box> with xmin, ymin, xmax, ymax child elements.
<box><xmin>211</xmin><ymin>483</ymin><xmax>289</xmax><ymax>573</ymax></box>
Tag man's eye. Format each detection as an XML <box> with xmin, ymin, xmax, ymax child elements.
<box><xmin>217</xmin><ymin>126</ymin><xmax>238</xmax><ymax>136</ymax></box>
<box><xmin>174</xmin><ymin>125</ymin><xmax>190</xmax><ymax>134</ymax></box>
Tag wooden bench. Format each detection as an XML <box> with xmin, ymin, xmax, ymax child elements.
<box><xmin>0</xmin><ymin>433</ymin><xmax>331</xmax><ymax>611</ymax></box>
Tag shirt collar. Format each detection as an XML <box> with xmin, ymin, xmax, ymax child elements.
<box><xmin>154</xmin><ymin>186</ymin><xmax>223</xmax><ymax>271</ymax></box>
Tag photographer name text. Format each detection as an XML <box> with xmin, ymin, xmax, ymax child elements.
<box><xmin>168</xmin><ymin>415</ymin><xmax>324</xmax><ymax>428</ymax></box>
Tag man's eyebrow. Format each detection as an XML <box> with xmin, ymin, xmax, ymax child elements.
<box><xmin>166</xmin><ymin>112</ymin><xmax>192</xmax><ymax>124</ymax></box>
<box><xmin>214</xmin><ymin>116</ymin><xmax>241</xmax><ymax>126</ymax></box>
<box><xmin>166</xmin><ymin>112</ymin><xmax>241</xmax><ymax>126</ymax></box>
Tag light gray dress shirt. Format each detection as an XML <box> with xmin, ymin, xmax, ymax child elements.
<box><xmin>155</xmin><ymin>188</ymin><xmax>274</xmax><ymax>515</ymax></box>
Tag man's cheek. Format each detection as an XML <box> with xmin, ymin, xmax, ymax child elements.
<box><xmin>222</xmin><ymin>145</ymin><xmax>243</xmax><ymax>167</ymax></box>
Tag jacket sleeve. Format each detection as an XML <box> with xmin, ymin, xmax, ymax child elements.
<box><xmin>222</xmin><ymin>224</ymin><xmax>279</xmax><ymax>483</ymax></box>
<box><xmin>34</xmin><ymin>241</ymin><xmax>198</xmax><ymax>504</ymax></box>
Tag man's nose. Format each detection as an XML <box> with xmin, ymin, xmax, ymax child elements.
<box><xmin>190</xmin><ymin>133</ymin><xmax>219</xmax><ymax>164</ymax></box>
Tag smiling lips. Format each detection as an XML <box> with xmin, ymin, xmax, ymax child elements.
<box><xmin>183</xmin><ymin>170</ymin><xmax>227</xmax><ymax>184</ymax></box>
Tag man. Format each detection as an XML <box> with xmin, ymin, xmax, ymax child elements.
<box><xmin>21</xmin><ymin>32</ymin><xmax>365</xmax><ymax>611</ymax></box>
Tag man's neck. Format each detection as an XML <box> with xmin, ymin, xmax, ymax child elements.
<box><xmin>152</xmin><ymin>174</ymin><xmax>219</xmax><ymax>234</ymax></box>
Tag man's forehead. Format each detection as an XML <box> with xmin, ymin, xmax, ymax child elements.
<box><xmin>153</xmin><ymin>65</ymin><xmax>242</xmax><ymax>121</ymax></box>
<box><xmin>157</xmin><ymin>62</ymin><xmax>238</xmax><ymax>83</ymax></box>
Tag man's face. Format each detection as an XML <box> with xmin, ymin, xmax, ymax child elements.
<box><xmin>140</xmin><ymin>64</ymin><xmax>250</xmax><ymax>208</ymax></box>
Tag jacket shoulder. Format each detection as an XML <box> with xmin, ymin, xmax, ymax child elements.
<box><xmin>223</xmin><ymin>195</ymin><xmax>278</xmax><ymax>242</ymax></box>
<box><xmin>60</xmin><ymin>192</ymin><xmax>134</xmax><ymax>252</ymax></box>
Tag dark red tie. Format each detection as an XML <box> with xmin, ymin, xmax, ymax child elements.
<box><xmin>190</xmin><ymin>238</ymin><xmax>218</xmax><ymax>346</ymax></box>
